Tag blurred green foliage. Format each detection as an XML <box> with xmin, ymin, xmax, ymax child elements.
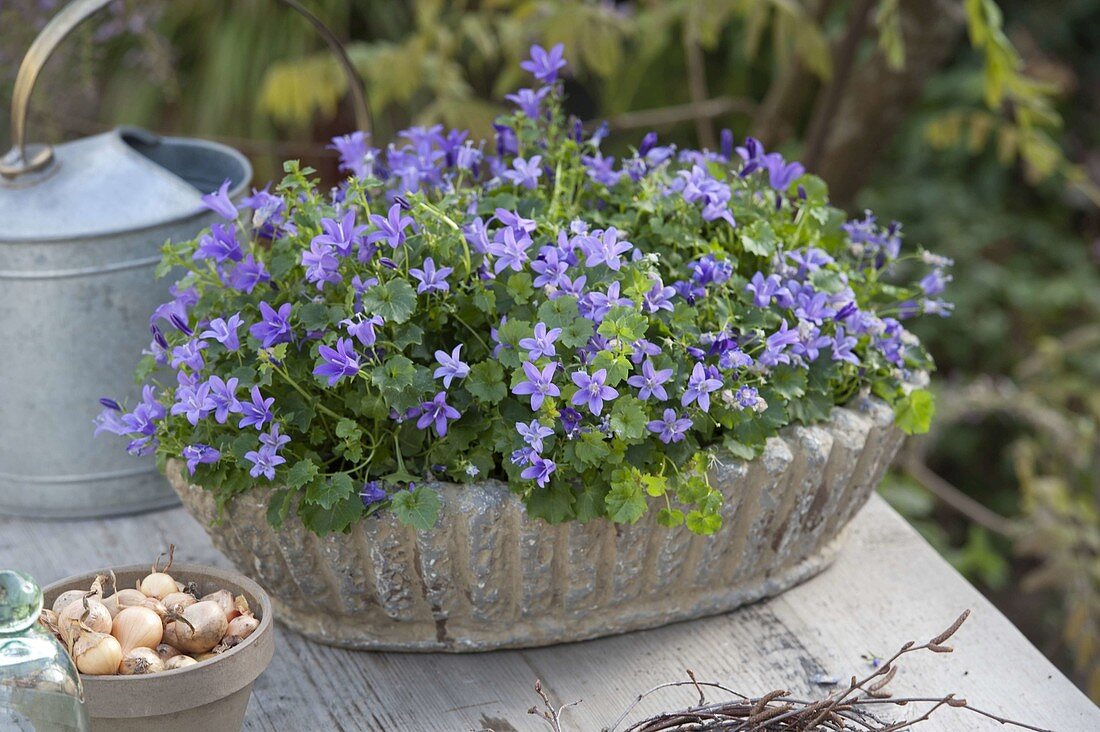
<box><xmin>2</xmin><ymin>0</ymin><xmax>1096</xmax><ymax>699</ymax></box>
<box><xmin>862</xmin><ymin>0</ymin><xmax>1099</xmax><ymax>696</ymax></box>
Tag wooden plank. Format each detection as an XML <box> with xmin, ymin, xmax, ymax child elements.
<box><xmin>1</xmin><ymin>496</ymin><xmax>1096</xmax><ymax>731</ymax></box>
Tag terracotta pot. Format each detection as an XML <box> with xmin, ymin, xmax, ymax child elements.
<box><xmin>169</xmin><ymin>392</ymin><xmax>904</xmax><ymax>652</ymax></box>
<box><xmin>42</xmin><ymin>564</ymin><xmax>274</xmax><ymax>732</ymax></box>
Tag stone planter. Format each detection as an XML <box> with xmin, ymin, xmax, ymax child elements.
<box><xmin>169</xmin><ymin>392</ymin><xmax>904</xmax><ymax>652</ymax></box>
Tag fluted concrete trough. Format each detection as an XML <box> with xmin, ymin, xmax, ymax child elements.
<box><xmin>168</xmin><ymin>392</ymin><xmax>904</xmax><ymax>651</ymax></box>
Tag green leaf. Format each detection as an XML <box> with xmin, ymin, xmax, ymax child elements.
<box><xmin>266</xmin><ymin>488</ymin><xmax>296</xmax><ymax>529</ymax></box>
<box><xmin>770</xmin><ymin>365</ymin><xmax>808</xmax><ymax>400</ymax></box>
<box><xmin>721</xmin><ymin>437</ymin><xmax>761</xmax><ymax>461</ymax></box>
<box><xmin>574</xmin><ymin>431</ymin><xmax>610</xmax><ymax>466</ymax></box>
<box><xmin>391</xmin><ymin>486</ymin><xmax>441</xmax><ymax>530</ymax></box>
<box><xmin>597</xmin><ymin>307</ymin><xmax>649</xmax><ymax>344</ymax></box>
<box><xmin>497</xmin><ymin>318</ymin><xmax>531</xmax><ymax>347</ymax></box>
<box><xmin>298</xmin><ymin>492</ymin><xmax>363</xmax><ymax>535</ymax></box>
<box><xmin>657</xmin><ymin>507</ymin><xmax>684</xmax><ymax>528</ymax></box>
<box><xmin>894</xmin><ymin>388</ymin><xmax>935</xmax><ymax>435</ymax></box>
<box><xmin>306</xmin><ymin>472</ymin><xmax>355</xmax><ymax>511</ymax></box>
<box><xmin>560</xmin><ymin>317</ymin><xmax>594</xmax><ymax>349</ymax></box>
<box><xmin>372</xmin><ymin>355</ymin><xmax>416</xmax><ymax>393</ymax></box>
<box><xmin>134</xmin><ymin>355</ymin><xmax>157</xmax><ymax>384</ymax></box>
<box><xmin>285</xmin><ymin>459</ymin><xmax>320</xmax><ymax>490</ymax></box>
<box><xmin>641</xmin><ymin>473</ymin><xmax>668</xmax><ymax>498</ymax></box>
<box><xmin>473</xmin><ymin>287</ymin><xmax>497</xmax><ymax>314</ymax></box>
<box><xmin>809</xmin><ymin>269</ymin><xmax>844</xmax><ymax>294</ymax></box>
<box><xmin>573</xmin><ymin>482</ymin><xmax>607</xmax><ymax>522</ymax></box>
<box><xmin>609</xmin><ymin>397</ymin><xmax>648</xmax><ymax>442</ymax></box>
<box><xmin>526</xmin><ymin>483</ymin><xmax>575</xmax><ymax>524</ymax></box>
<box><xmin>392</xmin><ymin>324</ymin><xmax>424</xmax><ymax>349</ymax></box>
<box><xmin>605</xmin><ymin>481</ymin><xmax>646</xmax><ymax>524</ymax></box>
<box><xmin>686</xmin><ymin>509</ymin><xmax>722</xmax><ymax>535</ymax></box>
<box><xmin>335</xmin><ymin>418</ymin><xmax>362</xmax><ymax>441</ymax></box>
<box><xmin>506</xmin><ymin>272</ymin><xmax>534</xmax><ymax>303</ymax></box>
<box><xmin>740</xmin><ymin>221</ymin><xmax>778</xmax><ymax>257</ymax></box>
<box><xmin>229</xmin><ymin>432</ymin><xmax>257</xmax><ymax>461</ymax></box>
<box><xmin>361</xmin><ymin>278</ymin><xmax>417</xmax><ymax>324</ymax></box>
<box><xmin>675</xmin><ymin>473</ymin><xmax>710</xmax><ymax>504</ymax></box>
<box><xmin>466</xmin><ymin>361</ymin><xmax>507</xmax><ymax>404</ymax></box>
<box><xmin>298</xmin><ymin>302</ymin><xmax>332</xmax><ymax>330</ymax></box>
<box><xmin>537</xmin><ymin>296</ymin><xmax>581</xmax><ymax>331</ymax></box>
<box><xmin>787</xmin><ymin>390</ymin><xmax>834</xmax><ymax>424</ymax></box>
<box><xmin>590</xmin><ymin>351</ymin><xmax>631</xmax><ymax>386</ymax></box>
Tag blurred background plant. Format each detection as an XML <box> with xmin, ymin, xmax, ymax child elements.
<box><xmin>2</xmin><ymin>0</ymin><xmax>1097</xmax><ymax>699</ymax></box>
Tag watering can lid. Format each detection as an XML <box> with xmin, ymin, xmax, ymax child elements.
<box><xmin>0</xmin><ymin>127</ymin><xmax>251</xmax><ymax>243</ymax></box>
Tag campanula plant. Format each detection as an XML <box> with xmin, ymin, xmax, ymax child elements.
<box><xmin>96</xmin><ymin>45</ymin><xmax>951</xmax><ymax>536</ymax></box>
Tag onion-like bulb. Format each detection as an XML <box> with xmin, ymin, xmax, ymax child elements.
<box><xmin>200</xmin><ymin>589</ymin><xmax>240</xmax><ymax>622</ymax></box>
<box><xmin>52</xmin><ymin>573</ymin><xmax>108</xmax><ymax>615</ymax></box>
<box><xmin>59</xmin><ymin>595</ymin><xmax>112</xmax><ymax>643</ymax></box>
<box><xmin>52</xmin><ymin>590</ymin><xmax>88</xmax><ymax>615</ymax></box>
<box><xmin>164</xmin><ymin>655</ymin><xmax>197</xmax><ymax>670</ymax></box>
<box><xmin>155</xmin><ymin>643</ymin><xmax>182</xmax><ymax>661</ymax></box>
<box><xmin>119</xmin><ymin>647</ymin><xmax>164</xmax><ymax>675</ymax></box>
<box><xmin>222</xmin><ymin>614</ymin><xmax>259</xmax><ymax>648</ymax></box>
<box><xmin>139</xmin><ymin>543</ymin><xmax>177</xmax><ymax>599</ymax></box>
<box><xmin>168</xmin><ymin>601</ymin><xmax>227</xmax><ymax>654</ymax></box>
<box><xmin>111</xmin><ymin>606</ymin><xmax>163</xmax><ymax>656</ymax></box>
<box><xmin>38</xmin><ymin>609</ymin><xmax>66</xmax><ymax>646</ymax></box>
<box><xmin>73</xmin><ymin>632</ymin><xmax>122</xmax><ymax>676</ymax></box>
<box><xmin>162</xmin><ymin>592</ymin><xmax>196</xmax><ymax>612</ymax></box>
<box><xmin>102</xmin><ymin>588</ymin><xmax>147</xmax><ymax>618</ymax></box>
<box><xmin>139</xmin><ymin>572</ymin><xmax>176</xmax><ymax>600</ymax></box>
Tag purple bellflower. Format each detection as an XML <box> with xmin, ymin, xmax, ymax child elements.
<box><xmin>342</xmin><ymin>314</ymin><xmax>384</xmax><ymax>347</ymax></box>
<box><xmin>521</xmin><ymin>455</ymin><xmax>557</xmax><ymax>487</ymax></box>
<box><xmin>502</xmin><ymin>155</ymin><xmax>543</xmax><ymax>189</ymax></box>
<box><xmin>301</xmin><ymin>240</ymin><xmax>342</xmax><ymax>290</ymax></box>
<box><xmin>244</xmin><ymin>444</ymin><xmax>285</xmax><ymax>480</ymax></box>
<box><xmin>314</xmin><ymin>338</ymin><xmax>361</xmax><ymax>385</ymax></box>
<box><xmin>626</xmin><ymin>360</ymin><xmax>673</xmax><ymax>401</ymax></box>
<box><xmin>516</xmin><ymin>419</ymin><xmax>554</xmax><ymax>453</ymax></box>
<box><xmin>417</xmin><ymin>392</ymin><xmax>461</xmax><ymax>437</ymax></box>
<box><xmin>200</xmin><ymin>179</ymin><xmax>237</xmax><ymax>220</ymax></box>
<box><xmin>647</xmin><ymin>409</ymin><xmax>692</xmax><ymax>444</ymax></box>
<box><xmin>194</xmin><ymin>224</ymin><xmax>242</xmax><ymax>263</ymax></box>
<box><xmin>570</xmin><ymin>368</ymin><xmax>618</xmax><ymax>416</ymax></box>
<box><xmin>199</xmin><ymin>313</ymin><xmax>243</xmax><ymax>351</ymax></box>
<box><xmin>206</xmin><ymin>375</ymin><xmax>241</xmax><ymax>423</ymax></box>
<box><xmin>519</xmin><ymin>322</ymin><xmax>562</xmax><ymax>361</ymax></box>
<box><xmin>182</xmin><ymin>444</ymin><xmax>221</xmax><ymax>475</ymax></box>
<box><xmin>520</xmin><ymin>43</ymin><xmax>567</xmax><ymax>83</ymax></box>
<box><xmin>314</xmin><ymin>209</ymin><xmax>367</xmax><ymax>257</ymax></box>
<box><xmin>433</xmin><ymin>345</ymin><xmax>469</xmax><ymax>387</ymax></box>
<box><xmin>681</xmin><ymin>363</ymin><xmax>722</xmax><ymax>412</ymax></box>
<box><xmin>512</xmin><ymin>361</ymin><xmax>560</xmax><ymax>410</ymax></box>
<box><xmin>410</xmin><ymin>257</ymin><xmax>454</xmax><ymax>294</ymax></box>
<box><xmin>226</xmin><ymin>255</ymin><xmax>270</xmax><ymax>294</ymax></box>
<box><xmin>249</xmin><ymin>302</ymin><xmax>293</xmax><ymax>348</ymax></box>
<box><xmin>367</xmin><ymin>204</ymin><xmax>415</xmax><ymax>249</ymax></box>
<box><xmin>238</xmin><ymin>387</ymin><xmax>274</xmax><ymax>430</ymax></box>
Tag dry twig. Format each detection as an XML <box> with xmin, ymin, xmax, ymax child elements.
<box><xmin>583</xmin><ymin>610</ymin><xmax>1053</xmax><ymax>732</ymax></box>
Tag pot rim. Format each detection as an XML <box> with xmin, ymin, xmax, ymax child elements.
<box><xmin>42</xmin><ymin>562</ymin><xmax>274</xmax><ymax>717</ymax></box>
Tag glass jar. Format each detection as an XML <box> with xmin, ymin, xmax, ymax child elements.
<box><xmin>0</xmin><ymin>569</ymin><xmax>90</xmax><ymax>731</ymax></box>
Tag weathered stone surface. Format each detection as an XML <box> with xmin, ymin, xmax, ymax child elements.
<box><xmin>167</xmin><ymin>394</ymin><xmax>905</xmax><ymax>651</ymax></box>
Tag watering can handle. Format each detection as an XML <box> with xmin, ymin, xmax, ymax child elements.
<box><xmin>1</xmin><ymin>0</ymin><xmax>372</xmax><ymax>179</ymax></box>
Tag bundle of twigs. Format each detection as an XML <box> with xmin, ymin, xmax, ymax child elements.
<box><xmin>527</xmin><ymin>609</ymin><xmax>1052</xmax><ymax>732</ymax></box>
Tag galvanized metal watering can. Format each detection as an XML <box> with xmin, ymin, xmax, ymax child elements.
<box><xmin>0</xmin><ymin>0</ymin><xmax>370</xmax><ymax>518</ymax></box>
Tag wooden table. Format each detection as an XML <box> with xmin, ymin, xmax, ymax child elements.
<box><xmin>2</xmin><ymin>495</ymin><xmax>1096</xmax><ymax>731</ymax></box>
